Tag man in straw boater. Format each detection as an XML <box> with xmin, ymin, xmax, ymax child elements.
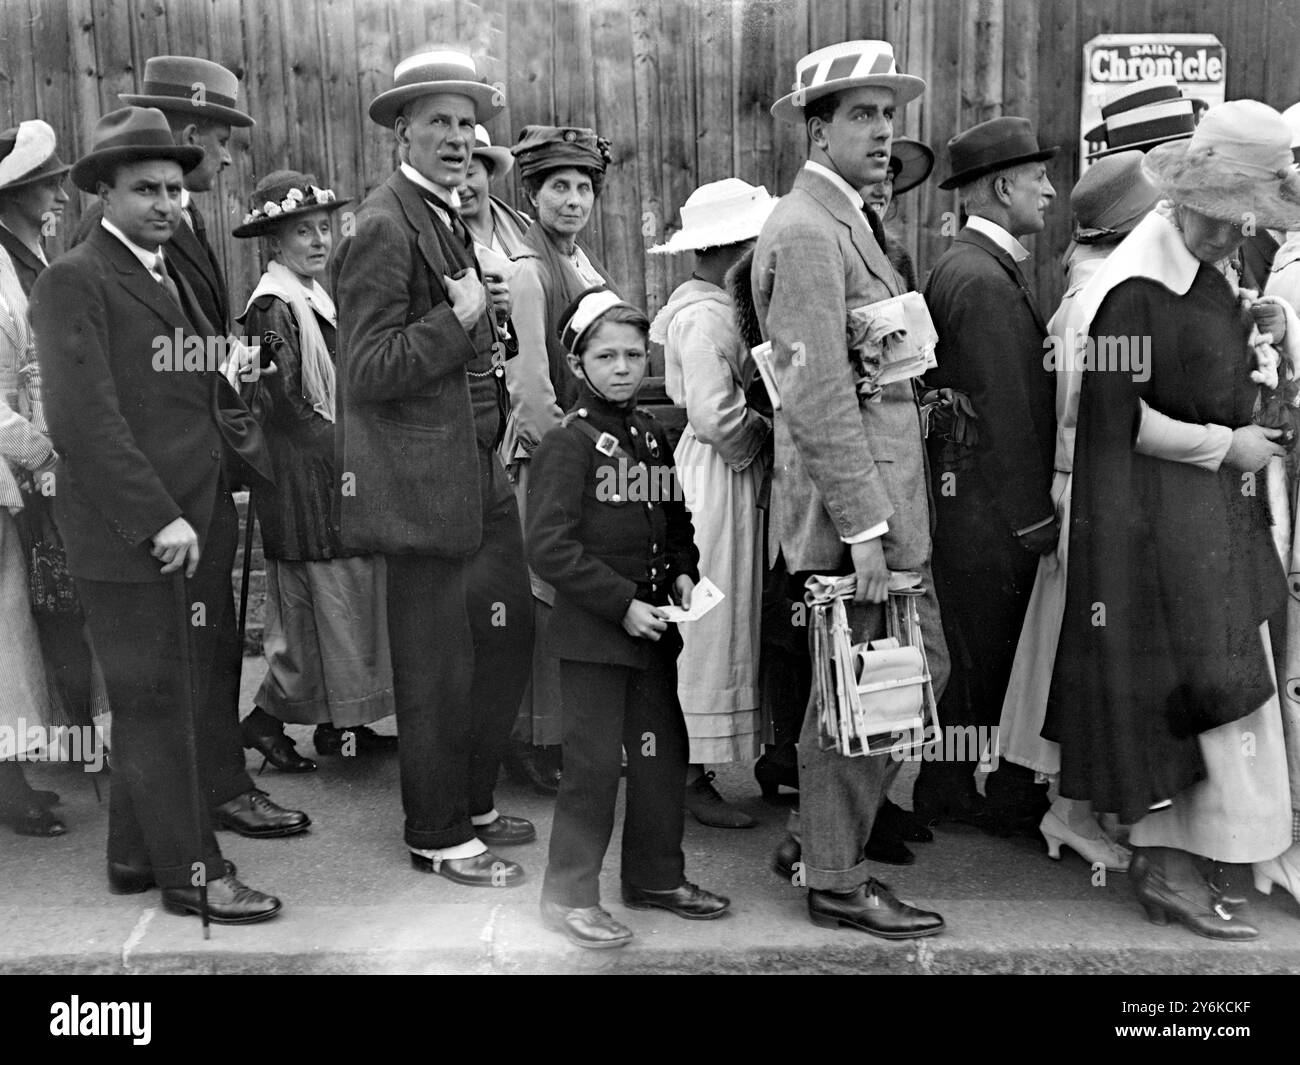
<box><xmin>29</xmin><ymin>106</ymin><xmax>282</xmax><ymax>923</ymax></box>
<box><xmin>753</xmin><ymin>39</ymin><xmax>947</xmax><ymax>938</ymax></box>
<box><xmin>72</xmin><ymin>54</ymin><xmax>312</xmax><ymax>841</ymax></box>
<box><xmin>332</xmin><ymin>49</ymin><xmax>534</xmax><ymax>886</ymax></box>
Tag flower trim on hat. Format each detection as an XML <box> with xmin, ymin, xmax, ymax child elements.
<box><xmin>242</xmin><ymin>183</ymin><xmax>338</xmax><ymax>227</ymax></box>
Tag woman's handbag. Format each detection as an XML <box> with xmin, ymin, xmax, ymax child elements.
<box><xmin>13</xmin><ymin>476</ymin><xmax>82</xmax><ymax>618</ymax></box>
<box><xmin>807</xmin><ymin>571</ymin><xmax>938</xmax><ymax>758</ymax></box>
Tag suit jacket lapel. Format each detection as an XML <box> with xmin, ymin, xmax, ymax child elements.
<box><xmin>796</xmin><ymin>168</ymin><xmax>900</xmax><ymax>298</ymax></box>
<box><xmin>0</xmin><ymin>226</ymin><xmax>45</xmax><ymax>290</ymax></box>
<box><xmin>169</xmin><ymin>217</ymin><xmax>227</xmax><ymax>323</ymax></box>
<box><xmin>957</xmin><ymin>227</ymin><xmax>1045</xmax><ymax>332</ymax></box>
<box><xmin>89</xmin><ymin>226</ymin><xmax>197</xmax><ymax>335</ymax></box>
<box><xmin>389</xmin><ymin>171</ymin><xmax>466</xmax><ymax>292</ymax></box>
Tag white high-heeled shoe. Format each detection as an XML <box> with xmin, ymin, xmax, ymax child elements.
<box><xmin>1039</xmin><ymin>810</ymin><xmax>1131</xmax><ymax>872</ymax></box>
<box><xmin>1253</xmin><ymin>843</ymin><xmax>1300</xmax><ymax>903</ymax></box>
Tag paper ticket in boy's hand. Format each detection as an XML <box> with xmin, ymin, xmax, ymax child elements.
<box><xmin>660</xmin><ymin>577</ymin><xmax>725</xmax><ymax>622</ymax></box>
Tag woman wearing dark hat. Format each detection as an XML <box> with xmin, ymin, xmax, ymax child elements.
<box><xmin>527</xmin><ymin>286</ymin><xmax>730</xmax><ymax>948</ymax></box>
<box><xmin>232</xmin><ymin>172</ymin><xmax>397</xmax><ymax>772</ymax></box>
<box><xmin>1046</xmin><ymin>101</ymin><xmax>1300</xmax><ymax>938</ymax></box>
<box><xmin>860</xmin><ymin>135</ymin><xmax>934</xmax><ymax>290</ymax></box>
<box><xmin>499</xmin><ymin>125</ymin><xmax>618</xmax><ymax>790</ymax></box>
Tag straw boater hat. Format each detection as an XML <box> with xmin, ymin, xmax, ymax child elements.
<box><xmin>120</xmin><ymin>56</ymin><xmax>255</xmax><ymax>128</ymax></box>
<box><xmin>1085</xmin><ymin>76</ymin><xmax>1197</xmax><ymax>159</ymax></box>
<box><xmin>887</xmin><ymin>137</ymin><xmax>934</xmax><ymax>195</ymax></box>
<box><xmin>648</xmin><ymin>179</ymin><xmax>777</xmax><ymax>254</ymax></box>
<box><xmin>1142</xmin><ymin>99</ymin><xmax>1300</xmax><ymax>232</ymax></box>
<box><xmin>771</xmin><ymin>40</ymin><xmax>925</xmax><ymax>124</ymax></box>
<box><xmin>368</xmin><ymin>49</ymin><xmax>502</xmax><ymax>128</ymax></box>
<box><xmin>939</xmin><ymin>116</ymin><xmax>1057</xmax><ymax>190</ymax></box>
<box><xmin>69</xmin><ymin>107</ymin><xmax>204</xmax><ymax>193</ymax></box>
<box><xmin>0</xmin><ymin>120</ymin><xmax>70</xmax><ymax>194</ymax></box>
<box><xmin>232</xmin><ymin>170</ymin><xmax>350</xmax><ymax>239</ymax></box>
<box><xmin>471</xmin><ymin>124</ymin><xmax>513</xmax><ymax>176</ymax></box>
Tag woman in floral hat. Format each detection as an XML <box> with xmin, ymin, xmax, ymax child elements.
<box><xmin>232</xmin><ymin>172</ymin><xmax>397</xmax><ymax>772</ymax></box>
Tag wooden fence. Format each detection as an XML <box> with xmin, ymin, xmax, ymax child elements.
<box><xmin>2</xmin><ymin>0</ymin><xmax>1299</xmax><ymax>320</ymax></box>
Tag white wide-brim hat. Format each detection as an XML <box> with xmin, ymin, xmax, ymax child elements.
<box><xmin>369</xmin><ymin>50</ymin><xmax>502</xmax><ymax>128</ymax></box>
<box><xmin>649</xmin><ymin>178</ymin><xmax>777</xmax><ymax>254</ymax></box>
<box><xmin>771</xmin><ymin>40</ymin><xmax>925</xmax><ymax>124</ymax></box>
<box><xmin>471</xmin><ymin>124</ymin><xmax>514</xmax><ymax>177</ymax></box>
<box><xmin>1142</xmin><ymin>99</ymin><xmax>1300</xmax><ymax>232</ymax></box>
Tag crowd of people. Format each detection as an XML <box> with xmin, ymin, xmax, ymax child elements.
<box><xmin>3</xmin><ymin>35</ymin><xmax>1300</xmax><ymax>950</ymax></box>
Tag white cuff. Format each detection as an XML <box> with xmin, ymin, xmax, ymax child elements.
<box><xmin>470</xmin><ymin>809</ymin><xmax>500</xmax><ymax>827</ymax></box>
<box><xmin>409</xmin><ymin>838</ymin><xmax>488</xmax><ymax>861</ymax></box>
<box><xmin>1134</xmin><ymin>401</ymin><xmax>1234</xmax><ymax>472</ymax></box>
<box><xmin>842</xmin><ymin>520</ymin><xmax>888</xmax><ymax>544</ymax></box>
<box><xmin>1015</xmin><ymin>515</ymin><xmax>1056</xmax><ymax>537</ymax></box>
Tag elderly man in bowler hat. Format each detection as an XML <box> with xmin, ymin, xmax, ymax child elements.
<box><xmin>29</xmin><ymin>106</ymin><xmax>282</xmax><ymax>921</ymax></box>
<box><xmin>915</xmin><ymin>117</ymin><xmax>1059</xmax><ymax>835</ymax></box>
<box><xmin>753</xmin><ymin>39</ymin><xmax>948</xmax><ymax>939</ymax></box>
<box><xmin>331</xmin><ymin>49</ymin><xmax>535</xmax><ymax>886</ymax></box>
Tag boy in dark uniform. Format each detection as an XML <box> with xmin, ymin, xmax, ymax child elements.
<box><xmin>526</xmin><ymin>288</ymin><xmax>731</xmax><ymax>948</ymax></box>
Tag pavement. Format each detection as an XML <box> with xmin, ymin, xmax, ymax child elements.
<box><xmin>3</xmin><ymin>660</ymin><xmax>1300</xmax><ymax>975</ymax></box>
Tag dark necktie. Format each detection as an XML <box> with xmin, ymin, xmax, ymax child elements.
<box><xmin>861</xmin><ymin>202</ymin><xmax>888</xmax><ymax>249</ymax></box>
<box><xmin>152</xmin><ymin>253</ymin><xmax>183</xmax><ymax>307</ymax></box>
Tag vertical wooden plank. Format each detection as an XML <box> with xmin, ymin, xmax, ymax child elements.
<box><xmin>1032</xmin><ymin>0</ymin><xmax>1078</xmax><ymax>315</ymax></box>
<box><xmin>93</xmin><ymin>0</ymin><xmax>138</xmax><ymax>111</ymax></box>
<box><xmin>1001</xmin><ymin>0</ymin><xmax>1037</xmax><ymax>123</ymax></box>
<box><xmin>500</xmin><ymin>0</ymin><xmax>550</xmax><ymax>209</ymax></box>
<box><xmin>245</xmin><ymin>0</ymin><xmax>291</xmax><ymax>175</ymax></box>
<box><xmin>770</xmin><ymin>0</ymin><xmax>809</xmax><ymax>194</ymax></box>
<box><xmin>923</xmin><ymin>0</ymin><xmax>962</xmax><ymax>277</ymax></box>
<box><xmin>1265</xmin><ymin>0</ymin><xmax>1300</xmax><ymax>110</ymax></box>
<box><xmin>589</xmin><ymin>0</ymin><xmax>641</xmax><ymax>301</ymax></box>
<box><xmin>552</xmin><ymin>0</ymin><xmax>594</xmax><ymax>126</ymax></box>
<box><xmin>629</xmin><ymin>1</ymin><xmax>666</xmax><ymax>319</ymax></box>
<box><xmin>961</xmin><ymin>0</ymin><xmax>1004</xmax><ymax>127</ymax></box>
<box><xmin>693</xmin><ymin>0</ymin><xmax>732</xmax><ymax>184</ymax></box>
<box><xmin>207</xmin><ymin>0</ymin><xmax>257</xmax><ymax>304</ymax></box>
<box><xmin>846</xmin><ymin>0</ymin><xmax>887</xmax><ymax>42</ymax></box>
<box><xmin>810</xmin><ymin>0</ymin><xmax>849</xmax><ymax>50</ymax></box>
<box><xmin>0</xmin><ymin>0</ymin><xmax>39</xmax><ymax>127</ymax></box>
<box><xmin>29</xmin><ymin>0</ymin><xmax>75</xmax><ymax>256</ymax></box>
<box><xmin>353</xmin><ymin>0</ymin><xmax>396</xmax><ymax>196</ymax></box>
<box><xmin>735</xmin><ymin>0</ymin><xmax>776</xmax><ymax>188</ymax></box>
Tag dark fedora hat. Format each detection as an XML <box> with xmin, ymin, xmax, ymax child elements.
<box><xmin>939</xmin><ymin>116</ymin><xmax>1058</xmax><ymax>190</ymax></box>
<box><xmin>120</xmin><ymin>55</ymin><xmax>255</xmax><ymax>128</ymax></box>
<box><xmin>0</xmin><ymin>120</ymin><xmax>71</xmax><ymax>194</ymax></box>
<box><xmin>232</xmin><ymin>169</ymin><xmax>350</xmax><ymax>239</ymax></box>
<box><xmin>70</xmin><ymin>107</ymin><xmax>204</xmax><ymax>192</ymax></box>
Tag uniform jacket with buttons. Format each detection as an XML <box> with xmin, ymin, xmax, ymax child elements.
<box><xmin>29</xmin><ymin>224</ymin><xmax>271</xmax><ymax>582</ymax></box>
<box><xmin>526</xmin><ymin>386</ymin><xmax>700</xmax><ymax>669</ymax></box>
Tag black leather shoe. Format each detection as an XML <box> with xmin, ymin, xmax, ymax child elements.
<box><xmin>772</xmin><ymin>835</ymin><xmax>802</xmax><ymax>882</ymax></box>
<box><xmin>213</xmin><ymin>789</ymin><xmax>311</xmax><ymax>838</ymax></box>
<box><xmin>1</xmin><ymin>797</ymin><xmax>66</xmax><ymax>837</ymax></box>
<box><xmin>161</xmin><ymin>874</ymin><xmax>282</xmax><ymax>924</ymax></box>
<box><xmin>475</xmin><ymin>814</ymin><xmax>536</xmax><ymax>847</ymax></box>
<box><xmin>540</xmin><ymin>899</ymin><xmax>633</xmax><ymax>949</ymax></box>
<box><xmin>108</xmin><ymin>859</ymin><xmax>236</xmax><ymax>895</ymax></box>
<box><xmin>622</xmin><ymin>880</ymin><xmax>730</xmax><ymax>920</ymax></box>
<box><xmin>314</xmin><ymin>724</ymin><xmax>398</xmax><ymax>757</ymax></box>
<box><xmin>409</xmin><ymin>849</ymin><xmax>525</xmax><ymax>887</ymax></box>
<box><xmin>877</xmin><ymin>799</ymin><xmax>933</xmax><ymax>843</ymax></box>
<box><xmin>864</xmin><ymin>820</ymin><xmax>915</xmax><ymax>865</ymax></box>
<box><xmin>754</xmin><ymin>755</ymin><xmax>799</xmax><ymax>802</ymax></box>
<box><xmin>502</xmin><ymin>742</ymin><xmax>562</xmax><ymax>796</ymax></box>
<box><xmin>808</xmin><ymin>880</ymin><xmax>945</xmax><ymax>939</ymax></box>
<box><xmin>685</xmin><ymin>771</ymin><xmax>757</xmax><ymax>829</ymax></box>
<box><xmin>243</xmin><ymin>729</ymin><xmax>317</xmax><ymax>774</ymax></box>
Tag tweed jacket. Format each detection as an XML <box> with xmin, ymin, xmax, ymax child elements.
<box><xmin>751</xmin><ymin>165</ymin><xmax>931</xmax><ymax>572</ymax></box>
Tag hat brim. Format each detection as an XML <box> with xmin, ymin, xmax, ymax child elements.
<box><xmin>232</xmin><ymin>198</ymin><xmax>352</xmax><ymax>239</ymax></box>
<box><xmin>770</xmin><ymin>74</ymin><xmax>926</xmax><ymax>124</ymax></box>
<box><xmin>1141</xmin><ymin>139</ymin><xmax>1300</xmax><ymax>232</ymax></box>
<box><xmin>1086</xmin><ymin>130</ymin><xmax>1192</xmax><ymax>160</ymax></box>
<box><xmin>368</xmin><ymin>81</ymin><xmax>502</xmax><ymax>128</ymax></box>
<box><xmin>647</xmin><ymin>218</ymin><xmax>770</xmax><ymax>255</ymax></box>
<box><xmin>0</xmin><ymin>159</ymin><xmax>71</xmax><ymax>194</ymax></box>
<box><xmin>119</xmin><ymin>93</ymin><xmax>255</xmax><ymax>128</ymax></box>
<box><xmin>472</xmin><ymin>145</ymin><xmax>514</xmax><ymax>177</ymax></box>
<box><xmin>70</xmin><ymin>145</ymin><xmax>205</xmax><ymax>193</ymax></box>
<box><xmin>938</xmin><ymin>145</ymin><xmax>1059</xmax><ymax>190</ymax></box>
<box><xmin>890</xmin><ymin>138</ymin><xmax>934</xmax><ymax>196</ymax></box>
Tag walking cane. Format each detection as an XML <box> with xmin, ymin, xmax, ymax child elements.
<box><xmin>172</xmin><ymin>572</ymin><xmax>210</xmax><ymax>939</ymax></box>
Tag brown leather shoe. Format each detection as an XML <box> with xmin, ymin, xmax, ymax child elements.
<box><xmin>808</xmin><ymin>880</ymin><xmax>945</xmax><ymax>939</ymax></box>
<box><xmin>540</xmin><ymin>899</ymin><xmax>633</xmax><ymax>949</ymax></box>
<box><xmin>161</xmin><ymin>874</ymin><xmax>282</xmax><ymax>924</ymax></box>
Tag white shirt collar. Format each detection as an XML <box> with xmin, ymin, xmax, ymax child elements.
<box><xmin>966</xmin><ymin>214</ymin><xmax>1030</xmax><ymax>262</ymax></box>
<box><xmin>400</xmin><ymin>162</ymin><xmax>461</xmax><ymax>210</ymax></box>
<box><xmin>100</xmin><ymin>218</ymin><xmax>165</xmax><ymax>272</ymax></box>
<box><xmin>803</xmin><ymin>160</ymin><xmax>865</xmax><ymax>211</ymax></box>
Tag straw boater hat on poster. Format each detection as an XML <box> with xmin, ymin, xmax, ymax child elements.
<box><xmin>368</xmin><ymin>49</ymin><xmax>503</xmax><ymax>127</ymax></box>
<box><xmin>232</xmin><ymin>170</ymin><xmax>350</xmax><ymax>239</ymax></box>
<box><xmin>648</xmin><ymin>179</ymin><xmax>777</xmax><ymax>254</ymax></box>
<box><xmin>69</xmin><ymin>107</ymin><xmax>204</xmax><ymax>193</ymax></box>
<box><xmin>770</xmin><ymin>40</ymin><xmax>925</xmax><ymax>123</ymax></box>
<box><xmin>471</xmin><ymin>124</ymin><xmax>513</xmax><ymax>176</ymax></box>
<box><xmin>120</xmin><ymin>55</ymin><xmax>256</xmax><ymax>128</ymax></box>
<box><xmin>887</xmin><ymin>137</ymin><xmax>935</xmax><ymax>195</ymax></box>
<box><xmin>0</xmin><ymin>120</ymin><xmax>70</xmax><ymax>194</ymax></box>
<box><xmin>1141</xmin><ymin>99</ymin><xmax>1300</xmax><ymax>232</ymax></box>
<box><xmin>938</xmin><ymin>116</ymin><xmax>1057</xmax><ymax>190</ymax></box>
<box><xmin>1085</xmin><ymin>75</ymin><xmax>1198</xmax><ymax>159</ymax></box>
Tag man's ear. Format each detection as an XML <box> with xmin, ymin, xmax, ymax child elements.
<box><xmin>992</xmin><ymin>171</ymin><xmax>1013</xmax><ymax>207</ymax></box>
<box><xmin>393</xmin><ymin>114</ymin><xmax>410</xmax><ymax>153</ymax></box>
<box><xmin>806</xmin><ymin>116</ymin><xmax>827</xmax><ymax>150</ymax></box>
<box><xmin>178</xmin><ymin>122</ymin><xmax>202</xmax><ymax>148</ymax></box>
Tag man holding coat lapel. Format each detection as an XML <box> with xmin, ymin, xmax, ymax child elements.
<box><xmin>752</xmin><ymin>40</ymin><xmax>947</xmax><ymax>938</ymax></box>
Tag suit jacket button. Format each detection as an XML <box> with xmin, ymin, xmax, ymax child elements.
<box><xmin>210</xmin><ymin>448</ymin><xmax>220</xmax><ymax>460</ymax></box>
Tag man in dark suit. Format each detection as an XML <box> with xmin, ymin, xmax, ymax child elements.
<box><xmin>753</xmin><ymin>40</ymin><xmax>947</xmax><ymax>939</ymax></box>
<box><xmin>332</xmin><ymin>50</ymin><xmax>534</xmax><ymax>887</ymax></box>
<box><xmin>918</xmin><ymin>117</ymin><xmax>1060</xmax><ymax>835</ymax></box>
<box><xmin>30</xmin><ymin>107</ymin><xmax>282</xmax><ymax>922</ymax></box>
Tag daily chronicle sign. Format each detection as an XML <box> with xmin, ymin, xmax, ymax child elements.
<box><xmin>1080</xmin><ymin>34</ymin><xmax>1226</xmax><ymax>171</ymax></box>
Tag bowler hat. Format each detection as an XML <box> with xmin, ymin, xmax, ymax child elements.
<box><xmin>232</xmin><ymin>170</ymin><xmax>350</xmax><ymax>239</ymax></box>
<box><xmin>70</xmin><ymin>107</ymin><xmax>204</xmax><ymax>193</ymax></box>
<box><xmin>369</xmin><ymin>50</ymin><xmax>501</xmax><ymax>128</ymax></box>
<box><xmin>0</xmin><ymin>120</ymin><xmax>70</xmax><ymax>194</ymax></box>
<box><xmin>120</xmin><ymin>55</ymin><xmax>255</xmax><ymax>128</ymax></box>
<box><xmin>939</xmin><ymin>116</ymin><xmax>1057</xmax><ymax>190</ymax></box>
